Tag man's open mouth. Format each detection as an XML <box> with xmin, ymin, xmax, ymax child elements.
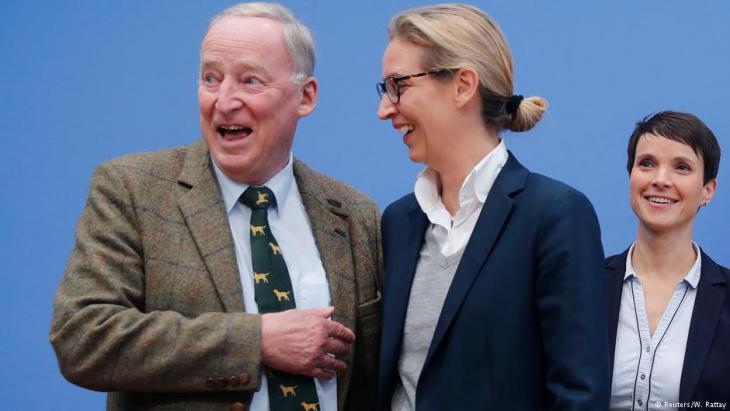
<box><xmin>218</xmin><ymin>125</ymin><xmax>253</xmax><ymax>139</ymax></box>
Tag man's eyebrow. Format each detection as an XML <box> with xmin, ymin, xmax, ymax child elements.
<box><xmin>199</xmin><ymin>58</ymin><xmax>221</xmax><ymax>71</ymax></box>
<box><xmin>199</xmin><ymin>58</ymin><xmax>268</xmax><ymax>73</ymax></box>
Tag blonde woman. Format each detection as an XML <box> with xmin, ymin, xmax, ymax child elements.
<box><xmin>376</xmin><ymin>4</ymin><xmax>609</xmax><ymax>410</ymax></box>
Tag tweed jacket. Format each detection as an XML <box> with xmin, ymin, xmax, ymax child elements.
<box><xmin>51</xmin><ymin>140</ymin><xmax>382</xmax><ymax>411</ymax></box>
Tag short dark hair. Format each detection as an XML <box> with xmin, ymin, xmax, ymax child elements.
<box><xmin>627</xmin><ymin>111</ymin><xmax>721</xmax><ymax>184</ymax></box>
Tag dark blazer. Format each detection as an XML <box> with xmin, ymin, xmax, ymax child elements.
<box><xmin>607</xmin><ymin>248</ymin><xmax>730</xmax><ymax>407</ymax></box>
<box><xmin>378</xmin><ymin>153</ymin><xmax>609</xmax><ymax>411</ymax></box>
<box><xmin>51</xmin><ymin>140</ymin><xmax>382</xmax><ymax>411</ymax></box>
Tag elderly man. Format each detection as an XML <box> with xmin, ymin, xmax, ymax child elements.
<box><xmin>50</xmin><ymin>3</ymin><xmax>382</xmax><ymax>411</ymax></box>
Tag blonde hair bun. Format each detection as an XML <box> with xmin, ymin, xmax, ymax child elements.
<box><xmin>508</xmin><ymin>96</ymin><xmax>548</xmax><ymax>132</ymax></box>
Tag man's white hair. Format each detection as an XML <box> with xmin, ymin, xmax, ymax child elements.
<box><xmin>205</xmin><ymin>2</ymin><xmax>315</xmax><ymax>83</ymax></box>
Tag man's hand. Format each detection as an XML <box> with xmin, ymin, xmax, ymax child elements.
<box><xmin>260</xmin><ymin>306</ymin><xmax>355</xmax><ymax>380</ymax></box>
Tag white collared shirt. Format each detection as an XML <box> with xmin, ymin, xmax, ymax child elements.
<box><xmin>414</xmin><ymin>140</ymin><xmax>508</xmax><ymax>256</ymax></box>
<box><xmin>610</xmin><ymin>242</ymin><xmax>701</xmax><ymax>411</ymax></box>
<box><xmin>212</xmin><ymin>154</ymin><xmax>336</xmax><ymax>411</ymax></box>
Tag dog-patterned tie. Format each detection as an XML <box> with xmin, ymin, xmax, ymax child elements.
<box><xmin>239</xmin><ymin>186</ymin><xmax>320</xmax><ymax>411</ymax></box>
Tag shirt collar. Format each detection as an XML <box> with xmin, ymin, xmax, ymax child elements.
<box><xmin>414</xmin><ymin>140</ymin><xmax>508</xmax><ymax>225</ymax></box>
<box><xmin>212</xmin><ymin>153</ymin><xmax>295</xmax><ymax>215</ymax></box>
<box><xmin>624</xmin><ymin>241</ymin><xmax>702</xmax><ymax>288</ymax></box>
<box><xmin>463</xmin><ymin>139</ymin><xmax>508</xmax><ymax>204</ymax></box>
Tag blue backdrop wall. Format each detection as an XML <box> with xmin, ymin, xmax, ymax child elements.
<box><xmin>2</xmin><ymin>1</ymin><xmax>729</xmax><ymax>409</ymax></box>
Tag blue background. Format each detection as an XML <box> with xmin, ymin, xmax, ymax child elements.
<box><xmin>2</xmin><ymin>1</ymin><xmax>729</xmax><ymax>408</ymax></box>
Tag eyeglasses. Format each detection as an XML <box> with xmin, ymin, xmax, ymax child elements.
<box><xmin>376</xmin><ymin>68</ymin><xmax>455</xmax><ymax>104</ymax></box>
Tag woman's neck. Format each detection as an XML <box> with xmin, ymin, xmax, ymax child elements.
<box><xmin>435</xmin><ymin>129</ymin><xmax>500</xmax><ymax>216</ymax></box>
<box><xmin>632</xmin><ymin>225</ymin><xmax>696</xmax><ymax>283</ymax></box>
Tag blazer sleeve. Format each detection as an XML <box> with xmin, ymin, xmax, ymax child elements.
<box><xmin>50</xmin><ymin>162</ymin><xmax>262</xmax><ymax>393</ymax></box>
<box><xmin>535</xmin><ymin>188</ymin><xmax>610</xmax><ymax>411</ymax></box>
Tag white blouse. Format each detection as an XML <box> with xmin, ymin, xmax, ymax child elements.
<box><xmin>413</xmin><ymin>140</ymin><xmax>507</xmax><ymax>256</ymax></box>
<box><xmin>610</xmin><ymin>243</ymin><xmax>701</xmax><ymax>411</ymax></box>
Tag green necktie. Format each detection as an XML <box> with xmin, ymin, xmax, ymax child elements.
<box><xmin>239</xmin><ymin>186</ymin><xmax>320</xmax><ymax>411</ymax></box>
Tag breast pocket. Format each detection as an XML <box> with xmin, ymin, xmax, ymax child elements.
<box><xmin>358</xmin><ymin>290</ymin><xmax>382</xmax><ymax>319</ymax></box>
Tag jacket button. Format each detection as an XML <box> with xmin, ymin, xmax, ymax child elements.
<box><xmin>231</xmin><ymin>402</ymin><xmax>246</xmax><ymax>411</ymax></box>
<box><xmin>206</xmin><ymin>377</ymin><xmax>217</xmax><ymax>389</ymax></box>
<box><xmin>229</xmin><ymin>375</ymin><xmax>241</xmax><ymax>387</ymax></box>
<box><xmin>217</xmin><ymin>376</ymin><xmax>229</xmax><ymax>388</ymax></box>
<box><xmin>239</xmin><ymin>373</ymin><xmax>250</xmax><ymax>385</ymax></box>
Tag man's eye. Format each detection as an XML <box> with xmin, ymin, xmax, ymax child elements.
<box><xmin>243</xmin><ymin>77</ymin><xmax>263</xmax><ymax>85</ymax></box>
<box><xmin>203</xmin><ymin>74</ymin><xmax>218</xmax><ymax>84</ymax></box>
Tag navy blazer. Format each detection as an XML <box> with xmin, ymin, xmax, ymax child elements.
<box><xmin>378</xmin><ymin>153</ymin><xmax>610</xmax><ymax>411</ymax></box>
<box><xmin>607</xmin><ymin>248</ymin><xmax>730</xmax><ymax>407</ymax></box>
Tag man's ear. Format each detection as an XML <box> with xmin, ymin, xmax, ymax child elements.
<box><xmin>297</xmin><ymin>77</ymin><xmax>318</xmax><ymax>117</ymax></box>
<box><xmin>452</xmin><ymin>67</ymin><xmax>479</xmax><ymax>109</ymax></box>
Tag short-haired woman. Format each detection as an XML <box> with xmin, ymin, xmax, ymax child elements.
<box><xmin>608</xmin><ymin>111</ymin><xmax>729</xmax><ymax>411</ymax></box>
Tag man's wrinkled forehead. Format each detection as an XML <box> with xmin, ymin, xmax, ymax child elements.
<box><xmin>199</xmin><ymin>15</ymin><xmax>291</xmax><ymax>65</ymax></box>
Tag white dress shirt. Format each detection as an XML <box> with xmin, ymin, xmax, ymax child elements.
<box><xmin>610</xmin><ymin>242</ymin><xmax>701</xmax><ymax>411</ymax></box>
<box><xmin>414</xmin><ymin>140</ymin><xmax>508</xmax><ymax>256</ymax></box>
<box><xmin>213</xmin><ymin>154</ymin><xmax>336</xmax><ymax>411</ymax></box>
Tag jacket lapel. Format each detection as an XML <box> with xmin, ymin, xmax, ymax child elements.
<box><xmin>679</xmin><ymin>250</ymin><xmax>727</xmax><ymax>401</ymax></box>
<box><xmin>606</xmin><ymin>249</ymin><xmax>629</xmax><ymax>375</ymax></box>
<box><xmin>423</xmin><ymin>153</ymin><xmax>526</xmax><ymax>369</ymax></box>
<box><xmin>293</xmin><ymin>159</ymin><xmax>356</xmax><ymax>406</ymax></box>
<box><xmin>381</xmin><ymin>195</ymin><xmax>429</xmax><ymax>383</ymax></box>
<box><xmin>177</xmin><ymin>140</ymin><xmax>244</xmax><ymax>312</ymax></box>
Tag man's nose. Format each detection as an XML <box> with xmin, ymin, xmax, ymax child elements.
<box><xmin>214</xmin><ymin>79</ymin><xmax>245</xmax><ymax>113</ymax></box>
<box><xmin>377</xmin><ymin>94</ymin><xmax>396</xmax><ymax>120</ymax></box>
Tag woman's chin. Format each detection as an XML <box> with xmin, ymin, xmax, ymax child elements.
<box><xmin>406</xmin><ymin>149</ymin><xmax>424</xmax><ymax>164</ymax></box>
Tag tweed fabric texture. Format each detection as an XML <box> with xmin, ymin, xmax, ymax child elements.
<box><xmin>50</xmin><ymin>140</ymin><xmax>382</xmax><ymax>411</ymax></box>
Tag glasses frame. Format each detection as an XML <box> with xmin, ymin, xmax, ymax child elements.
<box><xmin>376</xmin><ymin>68</ymin><xmax>455</xmax><ymax>104</ymax></box>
